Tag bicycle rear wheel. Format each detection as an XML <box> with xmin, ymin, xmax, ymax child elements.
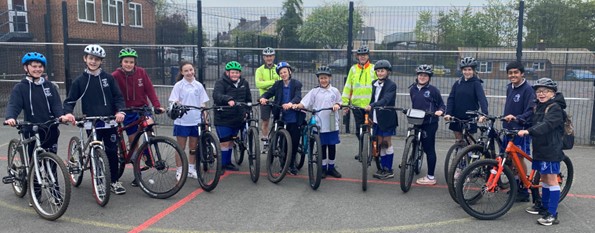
<box><xmin>267</xmin><ymin>129</ymin><xmax>292</xmax><ymax>183</ymax></box>
<box><xmin>135</xmin><ymin>136</ymin><xmax>188</xmax><ymax>198</ymax></box>
<box><xmin>197</xmin><ymin>132</ymin><xmax>221</xmax><ymax>192</ymax></box>
<box><xmin>414</xmin><ymin>148</ymin><xmax>424</xmax><ymax>175</ymax></box>
<box><xmin>456</xmin><ymin>159</ymin><xmax>516</xmax><ymax>220</ymax></box>
<box><xmin>29</xmin><ymin>152</ymin><xmax>71</xmax><ymax>221</ymax></box>
<box><xmin>308</xmin><ymin>134</ymin><xmax>323</xmax><ymax>190</ymax></box>
<box><xmin>531</xmin><ymin>155</ymin><xmax>574</xmax><ymax>202</ymax></box>
<box><xmin>233</xmin><ymin>139</ymin><xmax>244</xmax><ymax>165</ymax></box>
<box><xmin>7</xmin><ymin>139</ymin><xmax>27</xmax><ymax>197</ymax></box>
<box><xmin>400</xmin><ymin>135</ymin><xmax>416</xmax><ymax>193</ymax></box>
<box><xmin>116</xmin><ymin>139</ymin><xmax>127</xmax><ymax>181</ymax></box>
<box><xmin>447</xmin><ymin>144</ymin><xmax>486</xmax><ymax>203</ymax></box>
<box><xmin>361</xmin><ymin>133</ymin><xmax>371</xmax><ymax>191</ymax></box>
<box><xmin>90</xmin><ymin>148</ymin><xmax>111</xmax><ymax>206</ymax></box>
<box><xmin>295</xmin><ymin>128</ymin><xmax>306</xmax><ymax>170</ymax></box>
<box><xmin>247</xmin><ymin>127</ymin><xmax>260</xmax><ymax>183</ymax></box>
<box><xmin>67</xmin><ymin>136</ymin><xmax>84</xmax><ymax>187</ymax></box>
<box><xmin>444</xmin><ymin>143</ymin><xmax>465</xmax><ymax>186</ymax></box>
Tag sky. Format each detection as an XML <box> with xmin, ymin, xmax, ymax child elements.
<box><xmin>197</xmin><ymin>0</ymin><xmax>490</xmax><ymax>7</ymax></box>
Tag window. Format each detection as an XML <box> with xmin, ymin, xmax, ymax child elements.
<box><xmin>102</xmin><ymin>0</ymin><xmax>124</xmax><ymax>25</ymax></box>
<box><xmin>129</xmin><ymin>2</ymin><xmax>142</xmax><ymax>27</ymax></box>
<box><xmin>77</xmin><ymin>0</ymin><xmax>95</xmax><ymax>22</ymax></box>
<box><xmin>499</xmin><ymin>62</ymin><xmax>508</xmax><ymax>71</ymax></box>
<box><xmin>478</xmin><ymin>62</ymin><xmax>492</xmax><ymax>73</ymax></box>
<box><xmin>532</xmin><ymin>62</ymin><xmax>546</xmax><ymax>71</ymax></box>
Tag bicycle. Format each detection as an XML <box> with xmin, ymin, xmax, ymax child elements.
<box><xmin>455</xmin><ymin>129</ymin><xmax>574</xmax><ymax>220</ymax></box>
<box><xmin>398</xmin><ymin>108</ymin><xmax>435</xmax><ymax>193</ymax></box>
<box><xmin>297</xmin><ymin>107</ymin><xmax>334</xmax><ymax>190</ymax></box>
<box><xmin>177</xmin><ymin>105</ymin><xmax>222</xmax><ymax>191</ymax></box>
<box><xmin>225</xmin><ymin>102</ymin><xmax>261</xmax><ymax>183</ymax></box>
<box><xmin>113</xmin><ymin>106</ymin><xmax>188</xmax><ymax>199</ymax></box>
<box><xmin>263</xmin><ymin>102</ymin><xmax>293</xmax><ymax>184</ymax></box>
<box><xmin>3</xmin><ymin>119</ymin><xmax>71</xmax><ymax>220</ymax></box>
<box><xmin>443</xmin><ymin>117</ymin><xmax>479</xmax><ymax>185</ymax></box>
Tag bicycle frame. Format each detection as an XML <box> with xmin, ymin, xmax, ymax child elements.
<box><xmin>487</xmin><ymin>139</ymin><xmax>536</xmax><ymax>192</ymax></box>
<box><xmin>116</xmin><ymin>113</ymin><xmax>156</xmax><ymax>164</ymax></box>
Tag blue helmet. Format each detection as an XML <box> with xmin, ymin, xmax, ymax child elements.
<box><xmin>275</xmin><ymin>61</ymin><xmax>293</xmax><ymax>75</ymax></box>
<box><xmin>22</xmin><ymin>52</ymin><xmax>47</xmax><ymax>66</ymax></box>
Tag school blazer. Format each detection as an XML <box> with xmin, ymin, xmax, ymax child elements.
<box><xmin>369</xmin><ymin>78</ymin><xmax>398</xmax><ymax>131</ymax></box>
<box><xmin>260</xmin><ymin>78</ymin><xmax>305</xmax><ymax>123</ymax></box>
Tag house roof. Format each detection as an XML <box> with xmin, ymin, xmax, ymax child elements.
<box><xmin>458</xmin><ymin>47</ymin><xmax>595</xmax><ymax>65</ymax></box>
<box><xmin>232</xmin><ymin>17</ymin><xmax>277</xmax><ymax>34</ymax></box>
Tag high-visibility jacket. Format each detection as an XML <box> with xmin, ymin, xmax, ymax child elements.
<box><xmin>255</xmin><ymin>64</ymin><xmax>280</xmax><ymax>96</ymax></box>
<box><xmin>341</xmin><ymin>62</ymin><xmax>376</xmax><ymax>108</ymax></box>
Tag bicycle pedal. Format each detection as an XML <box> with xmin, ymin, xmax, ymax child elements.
<box><xmin>68</xmin><ymin>166</ymin><xmax>81</xmax><ymax>174</ymax></box>
<box><xmin>2</xmin><ymin>176</ymin><xmax>15</xmax><ymax>184</ymax></box>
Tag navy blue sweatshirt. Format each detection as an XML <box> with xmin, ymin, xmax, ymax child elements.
<box><xmin>502</xmin><ymin>79</ymin><xmax>535</xmax><ymax>129</ymax></box>
<box><xmin>5</xmin><ymin>76</ymin><xmax>64</xmax><ymax>123</ymax></box>
<box><xmin>445</xmin><ymin>76</ymin><xmax>489</xmax><ymax>119</ymax></box>
<box><xmin>63</xmin><ymin>70</ymin><xmax>125</xmax><ymax>116</ymax></box>
<box><xmin>410</xmin><ymin>83</ymin><xmax>445</xmax><ymax>125</ymax></box>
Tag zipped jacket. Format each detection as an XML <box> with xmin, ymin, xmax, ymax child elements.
<box><xmin>341</xmin><ymin>62</ymin><xmax>376</xmax><ymax>108</ymax></box>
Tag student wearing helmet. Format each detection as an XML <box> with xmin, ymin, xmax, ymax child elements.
<box><xmin>293</xmin><ymin>66</ymin><xmax>343</xmax><ymax>178</ymax></box>
<box><xmin>63</xmin><ymin>44</ymin><xmax>127</xmax><ymax>195</ymax></box>
<box><xmin>255</xmin><ymin>47</ymin><xmax>280</xmax><ymax>152</ymax></box>
<box><xmin>168</xmin><ymin>61</ymin><xmax>209</xmax><ymax>180</ymax></box>
<box><xmin>365</xmin><ymin>60</ymin><xmax>397</xmax><ymax>180</ymax></box>
<box><xmin>518</xmin><ymin>78</ymin><xmax>567</xmax><ymax>226</ymax></box>
<box><xmin>213</xmin><ymin>61</ymin><xmax>252</xmax><ymax>172</ymax></box>
<box><xmin>444</xmin><ymin>57</ymin><xmax>489</xmax><ymax>142</ymax></box>
<box><xmin>112</xmin><ymin>48</ymin><xmax>164</xmax><ymax>186</ymax></box>
<box><xmin>409</xmin><ymin>65</ymin><xmax>445</xmax><ymax>185</ymax></box>
<box><xmin>342</xmin><ymin>45</ymin><xmax>376</xmax><ymax>160</ymax></box>
<box><xmin>259</xmin><ymin>61</ymin><xmax>304</xmax><ymax>175</ymax></box>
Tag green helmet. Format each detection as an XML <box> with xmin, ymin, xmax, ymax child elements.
<box><xmin>225</xmin><ymin>61</ymin><xmax>242</xmax><ymax>71</ymax></box>
<box><xmin>118</xmin><ymin>48</ymin><xmax>138</xmax><ymax>58</ymax></box>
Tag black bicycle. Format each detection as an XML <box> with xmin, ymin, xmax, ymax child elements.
<box><xmin>263</xmin><ymin>103</ymin><xmax>293</xmax><ymax>184</ymax></box>
<box><xmin>443</xmin><ymin>117</ymin><xmax>479</xmax><ymax>186</ymax></box>
<box><xmin>222</xmin><ymin>102</ymin><xmax>261</xmax><ymax>183</ymax></box>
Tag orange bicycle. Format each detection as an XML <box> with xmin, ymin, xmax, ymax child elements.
<box><xmin>455</xmin><ymin>129</ymin><xmax>573</xmax><ymax>220</ymax></box>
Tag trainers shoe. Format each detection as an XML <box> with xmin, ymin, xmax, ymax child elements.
<box><xmin>373</xmin><ymin>170</ymin><xmax>385</xmax><ymax>179</ymax></box>
<box><xmin>321</xmin><ymin>170</ymin><xmax>327</xmax><ymax>179</ymax></box>
<box><xmin>537</xmin><ymin>213</ymin><xmax>559</xmax><ymax>226</ymax></box>
<box><xmin>188</xmin><ymin>168</ymin><xmax>198</xmax><ymax>179</ymax></box>
<box><xmin>111</xmin><ymin>182</ymin><xmax>126</xmax><ymax>195</ymax></box>
<box><xmin>526</xmin><ymin>205</ymin><xmax>547</xmax><ymax>215</ymax></box>
<box><xmin>130</xmin><ymin>179</ymin><xmax>139</xmax><ymax>187</ymax></box>
<box><xmin>223</xmin><ymin>164</ymin><xmax>240</xmax><ymax>171</ymax></box>
<box><xmin>288</xmin><ymin>167</ymin><xmax>299</xmax><ymax>175</ymax></box>
<box><xmin>381</xmin><ymin>170</ymin><xmax>395</xmax><ymax>180</ymax></box>
<box><xmin>416</xmin><ymin>176</ymin><xmax>437</xmax><ymax>185</ymax></box>
<box><xmin>176</xmin><ymin>167</ymin><xmax>183</xmax><ymax>181</ymax></box>
<box><xmin>516</xmin><ymin>193</ymin><xmax>531</xmax><ymax>202</ymax></box>
<box><xmin>327</xmin><ymin>168</ymin><xmax>342</xmax><ymax>178</ymax></box>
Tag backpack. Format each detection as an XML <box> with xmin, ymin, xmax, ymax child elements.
<box><xmin>544</xmin><ymin>103</ymin><xmax>574</xmax><ymax>150</ymax></box>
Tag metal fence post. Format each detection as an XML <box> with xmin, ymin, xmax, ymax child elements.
<box><xmin>196</xmin><ymin>0</ymin><xmax>205</xmax><ymax>84</ymax></box>
<box><xmin>516</xmin><ymin>0</ymin><xmax>525</xmax><ymax>62</ymax></box>
<box><xmin>62</xmin><ymin>1</ymin><xmax>70</xmax><ymax>95</ymax></box>
<box><xmin>44</xmin><ymin>0</ymin><xmax>54</xmax><ymax>80</ymax></box>
<box><xmin>591</xmin><ymin>80</ymin><xmax>595</xmax><ymax>144</ymax></box>
<box><xmin>343</xmin><ymin>1</ymin><xmax>354</xmax><ymax>134</ymax></box>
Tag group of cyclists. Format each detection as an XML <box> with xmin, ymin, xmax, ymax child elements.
<box><xmin>4</xmin><ymin>44</ymin><xmax>568</xmax><ymax>226</ymax></box>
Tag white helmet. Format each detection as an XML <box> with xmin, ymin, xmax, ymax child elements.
<box><xmin>262</xmin><ymin>47</ymin><xmax>275</xmax><ymax>55</ymax></box>
<box><xmin>84</xmin><ymin>44</ymin><xmax>106</xmax><ymax>58</ymax></box>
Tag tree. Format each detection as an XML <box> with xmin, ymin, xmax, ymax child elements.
<box><xmin>414</xmin><ymin>11</ymin><xmax>435</xmax><ymax>44</ymax></box>
<box><xmin>276</xmin><ymin>0</ymin><xmax>303</xmax><ymax>48</ymax></box>
<box><xmin>156</xmin><ymin>13</ymin><xmax>190</xmax><ymax>45</ymax></box>
<box><xmin>298</xmin><ymin>3</ymin><xmax>363</xmax><ymax>49</ymax></box>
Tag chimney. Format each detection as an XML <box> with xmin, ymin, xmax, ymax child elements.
<box><xmin>260</xmin><ymin>16</ymin><xmax>268</xmax><ymax>26</ymax></box>
<box><xmin>537</xmin><ymin>39</ymin><xmax>546</xmax><ymax>51</ymax></box>
<box><xmin>239</xmin><ymin>18</ymin><xmax>247</xmax><ymax>26</ymax></box>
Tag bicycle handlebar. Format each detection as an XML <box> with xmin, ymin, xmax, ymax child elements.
<box><xmin>300</xmin><ymin>107</ymin><xmax>334</xmax><ymax>114</ymax></box>
<box><xmin>121</xmin><ymin>106</ymin><xmax>164</xmax><ymax>114</ymax></box>
<box><xmin>3</xmin><ymin>118</ymin><xmax>65</xmax><ymax>127</ymax></box>
<box><xmin>465</xmin><ymin>110</ymin><xmax>503</xmax><ymax>122</ymax></box>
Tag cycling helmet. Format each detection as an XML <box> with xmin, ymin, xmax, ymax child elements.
<box><xmin>316</xmin><ymin>66</ymin><xmax>332</xmax><ymax>77</ymax></box>
<box><xmin>356</xmin><ymin>46</ymin><xmax>369</xmax><ymax>55</ymax></box>
<box><xmin>225</xmin><ymin>61</ymin><xmax>242</xmax><ymax>71</ymax></box>
<box><xmin>416</xmin><ymin>64</ymin><xmax>433</xmax><ymax>77</ymax></box>
<box><xmin>167</xmin><ymin>102</ymin><xmax>185</xmax><ymax>120</ymax></box>
<box><xmin>262</xmin><ymin>47</ymin><xmax>275</xmax><ymax>56</ymax></box>
<box><xmin>533</xmin><ymin>77</ymin><xmax>557</xmax><ymax>92</ymax></box>
<box><xmin>374</xmin><ymin>60</ymin><xmax>392</xmax><ymax>71</ymax></box>
<box><xmin>84</xmin><ymin>44</ymin><xmax>106</xmax><ymax>58</ymax></box>
<box><xmin>459</xmin><ymin>57</ymin><xmax>477</xmax><ymax>69</ymax></box>
<box><xmin>22</xmin><ymin>52</ymin><xmax>47</xmax><ymax>66</ymax></box>
<box><xmin>118</xmin><ymin>48</ymin><xmax>138</xmax><ymax>58</ymax></box>
<box><xmin>276</xmin><ymin>61</ymin><xmax>293</xmax><ymax>75</ymax></box>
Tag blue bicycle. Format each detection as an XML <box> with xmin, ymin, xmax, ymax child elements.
<box><xmin>298</xmin><ymin>107</ymin><xmax>334</xmax><ymax>190</ymax></box>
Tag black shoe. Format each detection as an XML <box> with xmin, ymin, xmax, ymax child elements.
<box><xmin>354</xmin><ymin>155</ymin><xmax>360</xmax><ymax>160</ymax></box>
<box><xmin>223</xmin><ymin>164</ymin><xmax>239</xmax><ymax>171</ymax></box>
<box><xmin>526</xmin><ymin>204</ymin><xmax>547</xmax><ymax>215</ymax></box>
<box><xmin>130</xmin><ymin>179</ymin><xmax>139</xmax><ymax>187</ymax></box>
<box><xmin>537</xmin><ymin>212</ymin><xmax>560</xmax><ymax>226</ymax></box>
<box><xmin>288</xmin><ymin>167</ymin><xmax>299</xmax><ymax>175</ymax></box>
<box><xmin>373</xmin><ymin>170</ymin><xmax>385</xmax><ymax>179</ymax></box>
<box><xmin>321</xmin><ymin>170</ymin><xmax>327</xmax><ymax>179</ymax></box>
<box><xmin>516</xmin><ymin>193</ymin><xmax>531</xmax><ymax>202</ymax></box>
<box><xmin>327</xmin><ymin>168</ymin><xmax>342</xmax><ymax>178</ymax></box>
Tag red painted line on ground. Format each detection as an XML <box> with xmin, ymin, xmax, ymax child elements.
<box><xmin>129</xmin><ymin>172</ymin><xmax>231</xmax><ymax>233</ymax></box>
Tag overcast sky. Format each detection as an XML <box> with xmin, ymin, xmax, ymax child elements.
<box><xmin>198</xmin><ymin>0</ymin><xmax>490</xmax><ymax>7</ymax></box>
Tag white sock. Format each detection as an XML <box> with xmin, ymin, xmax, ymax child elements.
<box><xmin>427</xmin><ymin>175</ymin><xmax>435</xmax><ymax>180</ymax></box>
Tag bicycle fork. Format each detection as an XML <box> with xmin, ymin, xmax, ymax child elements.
<box><xmin>485</xmin><ymin>157</ymin><xmax>506</xmax><ymax>192</ymax></box>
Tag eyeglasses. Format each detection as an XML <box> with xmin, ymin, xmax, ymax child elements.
<box><xmin>535</xmin><ymin>90</ymin><xmax>552</xmax><ymax>94</ymax></box>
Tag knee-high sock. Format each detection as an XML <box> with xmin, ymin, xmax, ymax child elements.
<box><xmin>328</xmin><ymin>145</ymin><xmax>336</xmax><ymax>170</ymax></box>
<box><xmin>385</xmin><ymin>146</ymin><xmax>394</xmax><ymax>171</ymax></box>
<box><xmin>321</xmin><ymin>145</ymin><xmax>328</xmax><ymax>170</ymax></box>
<box><xmin>541</xmin><ymin>183</ymin><xmax>550</xmax><ymax>210</ymax></box>
<box><xmin>221</xmin><ymin>147</ymin><xmax>231</xmax><ymax>166</ymax></box>
<box><xmin>548</xmin><ymin>185</ymin><xmax>560</xmax><ymax>216</ymax></box>
<box><xmin>380</xmin><ymin>148</ymin><xmax>387</xmax><ymax>170</ymax></box>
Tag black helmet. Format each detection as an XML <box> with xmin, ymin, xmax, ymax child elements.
<box><xmin>533</xmin><ymin>77</ymin><xmax>557</xmax><ymax>92</ymax></box>
<box><xmin>315</xmin><ymin>66</ymin><xmax>332</xmax><ymax>77</ymax></box>
<box><xmin>356</xmin><ymin>46</ymin><xmax>369</xmax><ymax>55</ymax></box>
<box><xmin>460</xmin><ymin>57</ymin><xmax>477</xmax><ymax>69</ymax></box>
<box><xmin>374</xmin><ymin>60</ymin><xmax>392</xmax><ymax>71</ymax></box>
<box><xmin>167</xmin><ymin>102</ymin><xmax>185</xmax><ymax>120</ymax></box>
<box><xmin>416</xmin><ymin>64</ymin><xmax>433</xmax><ymax>77</ymax></box>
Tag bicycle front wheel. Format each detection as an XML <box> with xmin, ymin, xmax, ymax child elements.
<box><xmin>447</xmin><ymin>144</ymin><xmax>488</xmax><ymax>203</ymax></box>
<box><xmin>455</xmin><ymin>159</ymin><xmax>516</xmax><ymax>220</ymax></box>
<box><xmin>267</xmin><ymin>129</ymin><xmax>292</xmax><ymax>183</ymax></box>
<box><xmin>295</xmin><ymin>129</ymin><xmax>306</xmax><ymax>170</ymax></box>
<box><xmin>29</xmin><ymin>152</ymin><xmax>71</xmax><ymax>221</ymax></box>
<box><xmin>197</xmin><ymin>132</ymin><xmax>221</xmax><ymax>192</ymax></box>
<box><xmin>67</xmin><ymin>136</ymin><xmax>84</xmax><ymax>187</ymax></box>
<box><xmin>90</xmin><ymin>148</ymin><xmax>111</xmax><ymax>206</ymax></box>
<box><xmin>233</xmin><ymin>139</ymin><xmax>244</xmax><ymax>165</ymax></box>
<box><xmin>531</xmin><ymin>155</ymin><xmax>574</xmax><ymax>203</ymax></box>
<box><xmin>308</xmin><ymin>134</ymin><xmax>323</xmax><ymax>190</ymax></box>
<box><xmin>7</xmin><ymin>139</ymin><xmax>27</xmax><ymax>197</ymax></box>
<box><xmin>135</xmin><ymin>136</ymin><xmax>188</xmax><ymax>198</ymax></box>
<box><xmin>361</xmin><ymin>133</ymin><xmax>371</xmax><ymax>191</ymax></box>
<box><xmin>400</xmin><ymin>135</ymin><xmax>416</xmax><ymax>193</ymax></box>
<box><xmin>444</xmin><ymin>143</ymin><xmax>465</xmax><ymax>186</ymax></box>
<box><xmin>247</xmin><ymin>127</ymin><xmax>261</xmax><ymax>183</ymax></box>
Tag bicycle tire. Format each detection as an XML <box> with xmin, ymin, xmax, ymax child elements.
<box><xmin>361</xmin><ymin>133</ymin><xmax>372</xmax><ymax>191</ymax></box>
<box><xmin>414</xmin><ymin>148</ymin><xmax>424</xmax><ymax>175</ymax></box>
<box><xmin>531</xmin><ymin>155</ymin><xmax>574</xmax><ymax>203</ymax></box>
<box><xmin>247</xmin><ymin>127</ymin><xmax>260</xmax><ymax>183</ymax></box>
<box><xmin>29</xmin><ymin>152</ymin><xmax>71</xmax><ymax>221</ymax></box>
<box><xmin>233</xmin><ymin>139</ymin><xmax>244</xmax><ymax>165</ymax></box>
<box><xmin>444</xmin><ymin>143</ymin><xmax>465</xmax><ymax>186</ymax></box>
<box><xmin>7</xmin><ymin>139</ymin><xmax>27</xmax><ymax>197</ymax></box>
<box><xmin>67</xmin><ymin>136</ymin><xmax>84</xmax><ymax>187</ymax></box>
<box><xmin>447</xmin><ymin>144</ymin><xmax>487</xmax><ymax>203</ymax></box>
<box><xmin>267</xmin><ymin>129</ymin><xmax>292</xmax><ymax>183</ymax></box>
<box><xmin>295</xmin><ymin>129</ymin><xmax>306</xmax><ymax>170</ymax></box>
<box><xmin>90</xmin><ymin>148</ymin><xmax>111</xmax><ymax>207</ymax></box>
<box><xmin>116</xmin><ymin>139</ymin><xmax>127</xmax><ymax>181</ymax></box>
<box><xmin>135</xmin><ymin>136</ymin><xmax>188</xmax><ymax>198</ymax></box>
<box><xmin>400</xmin><ymin>135</ymin><xmax>416</xmax><ymax>193</ymax></box>
<box><xmin>456</xmin><ymin>159</ymin><xmax>516</xmax><ymax>220</ymax></box>
<box><xmin>308</xmin><ymin>134</ymin><xmax>323</xmax><ymax>190</ymax></box>
<box><xmin>197</xmin><ymin>132</ymin><xmax>221</xmax><ymax>192</ymax></box>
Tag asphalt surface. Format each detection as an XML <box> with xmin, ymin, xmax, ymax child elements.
<box><xmin>0</xmin><ymin>125</ymin><xmax>594</xmax><ymax>233</ymax></box>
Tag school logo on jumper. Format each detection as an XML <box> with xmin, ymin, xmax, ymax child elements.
<box><xmin>137</xmin><ymin>79</ymin><xmax>144</xmax><ymax>87</ymax></box>
<box><xmin>101</xmin><ymin>79</ymin><xmax>109</xmax><ymax>88</ymax></box>
<box><xmin>43</xmin><ymin>87</ymin><xmax>52</xmax><ymax>97</ymax></box>
<box><xmin>424</xmin><ymin>90</ymin><xmax>431</xmax><ymax>98</ymax></box>
<box><xmin>514</xmin><ymin>94</ymin><xmax>520</xmax><ymax>102</ymax></box>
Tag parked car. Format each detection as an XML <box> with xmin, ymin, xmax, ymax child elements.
<box><xmin>433</xmin><ymin>65</ymin><xmax>451</xmax><ymax>76</ymax></box>
<box><xmin>564</xmin><ymin>69</ymin><xmax>595</xmax><ymax>80</ymax></box>
<box><xmin>204</xmin><ymin>49</ymin><xmax>219</xmax><ymax>65</ymax></box>
<box><xmin>243</xmin><ymin>54</ymin><xmax>260</xmax><ymax>67</ymax></box>
<box><xmin>328</xmin><ymin>58</ymin><xmax>348</xmax><ymax>72</ymax></box>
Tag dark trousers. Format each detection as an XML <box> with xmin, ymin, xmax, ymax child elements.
<box><xmin>420</xmin><ymin>122</ymin><xmax>439</xmax><ymax>176</ymax></box>
<box><xmin>285</xmin><ymin>122</ymin><xmax>300</xmax><ymax>168</ymax></box>
<box><xmin>88</xmin><ymin>127</ymin><xmax>120</xmax><ymax>183</ymax></box>
<box><xmin>352</xmin><ymin>108</ymin><xmax>366</xmax><ymax>140</ymax></box>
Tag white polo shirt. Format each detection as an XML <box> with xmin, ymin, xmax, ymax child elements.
<box><xmin>300</xmin><ymin>85</ymin><xmax>342</xmax><ymax>133</ymax></box>
<box><xmin>168</xmin><ymin>78</ymin><xmax>209</xmax><ymax>126</ymax></box>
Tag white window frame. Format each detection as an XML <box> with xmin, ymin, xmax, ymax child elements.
<box><xmin>532</xmin><ymin>62</ymin><xmax>546</xmax><ymax>71</ymax></box>
<box><xmin>499</xmin><ymin>62</ymin><xmax>508</xmax><ymax>71</ymax></box>
<box><xmin>8</xmin><ymin>0</ymin><xmax>29</xmax><ymax>32</ymax></box>
<box><xmin>102</xmin><ymin>0</ymin><xmax>125</xmax><ymax>25</ymax></box>
<box><xmin>128</xmin><ymin>2</ymin><xmax>143</xmax><ymax>27</ymax></box>
<box><xmin>478</xmin><ymin>62</ymin><xmax>492</xmax><ymax>73</ymax></box>
<box><xmin>77</xmin><ymin>0</ymin><xmax>96</xmax><ymax>23</ymax></box>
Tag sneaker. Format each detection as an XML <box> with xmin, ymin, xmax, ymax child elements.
<box><xmin>130</xmin><ymin>179</ymin><xmax>139</xmax><ymax>187</ymax></box>
<box><xmin>288</xmin><ymin>167</ymin><xmax>299</xmax><ymax>175</ymax></box>
<box><xmin>516</xmin><ymin>193</ymin><xmax>531</xmax><ymax>202</ymax></box>
<box><xmin>111</xmin><ymin>182</ymin><xmax>126</xmax><ymax>195</ymax></box>
<box><xmin>188</xmin><ymin>168</ymin><xmax>198</xmax><ymax>179</ymax></box>
<box><xmin>526</xmin><ymin>205</ymin><xmax>547</xmax><ymax>215</ymax></box>
<box><xmin>327</xmin><ymin>168</ymin><xmax>342</xmax><ymax>178</ymax></box>
<box><xmin>176</xmin><ymin>167</ymin><xmax>183</xmax><ymax>181</ymax></box>
<box><xmin>321</xmin><ymin>170</ymin><xmax>327</xmax><ymax>179</ymax></box>
<box><xmin>223</xmin><ymin>164</ymin><xmax>240</xmax><ymax>171</ymax></box>
<box><xmin>416</xmin><ymin>176</ymin><xmax>437</xmax><ymax>185</ymax></box>
<box><xmin>380</xmin><ymin>170</ymin><xmax>395</xmax><ymax>180</ymax></box>
<box><xmin>373</xmin><ymin>170</ymin><xmax>385</xmax><ymax>179</ymax></box>
<box><xmin>537</xmin><ymin>213</ymin><xmax>559</xmax><ymax>226</ymax></box>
